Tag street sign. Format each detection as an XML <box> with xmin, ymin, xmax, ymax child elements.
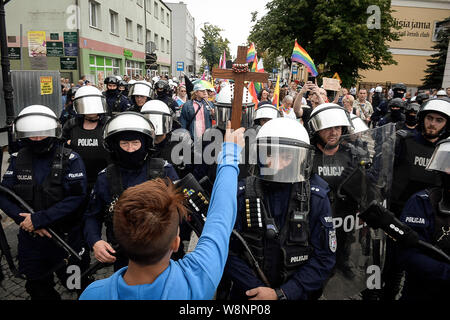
<box><xmin>292</xmin><ymin>65</ymin><xmax>298</xmax><ymax>75</ymax></box>
<box><xmin>176</xmin><ymin>61</ymin><xmax>184</xmax><ymax>71</ymax></box>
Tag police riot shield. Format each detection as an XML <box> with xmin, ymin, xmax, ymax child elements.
<box><xmin>321</xmin><ymin>123</ymin><xmax>396</xmax><ymax>300</ymax></box>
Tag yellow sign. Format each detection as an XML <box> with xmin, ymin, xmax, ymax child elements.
<box><xmin>28</xmin><ymin>31</ymin><xmax>46</xmax><ymax>57</ymax></box>
<box><xmin>40</xmin><ymin>76</ymin><xmax>53</xmax><ymax>95</ymax></box>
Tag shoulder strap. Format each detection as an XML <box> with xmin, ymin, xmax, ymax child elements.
<box><xmin>146</xmin><ymin>157</ymin><xmax>166</xmax><ymax>180</ymax></box>
<box><xmin>106</xmin><ymin>163</ymin><xmax>124</xmax><ymax>197</ymax></box>
<box><xmin>187</xmin><ymin>101</ymin><xmax>202</xmax><ymax>129</ymax></box>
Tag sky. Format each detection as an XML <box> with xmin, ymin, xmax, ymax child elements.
<box><xmin>166</xmin><ymin>0</ymin><xmax>270</xmax><ymax>59</ymax></box>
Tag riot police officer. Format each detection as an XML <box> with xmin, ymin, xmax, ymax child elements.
<box><xmin>62</xmin><ymin>85</ymin><xmax>110</xmax><ymax>192</ymax></box>
<box><xmin>103</xmin><ymin>76</ymin><xmax>131</xmax><ymax>116</ymax></box>
<box><xmin>127</xmin><ymin>80</ymin><xmax>153</xmax><ymax>112</ymax></box>
<box><xmin>153</xmin><ymin>80</ymin><xmax>178</xmax><ymax>114</ymax></box>
<box><xmin>223</xmin><ymin>118</ymin><xmax>336</xmax><ymax>300</ymax></box>
<box><xmin>391</xmin><ymin>98</ymin><xmax>450</xmax><ymax>216</ymax></box>
<box><xmin>372</xmin><ymin>83</ymin><xmax>406</xmax><ymax>127</ymax></box>
<box><xmin>397</xmin><ymin>138</ymin><xmax>450</xmax><ymax>300</ymax></box>
<box><xmin>118</xmin><ymin>80</ymin><xmax>129</xmax><ymax>97</ymax></box>
<box><xmin>307</xmin><ymin>103</ymin><xmax>359</xmax><ymax>280</ymax></box>
<box><xmin>395</xmin><ymin>102</ymin><xmax>420</xmax><ymax>132</ymax></box>
<box><xmin>0</xmin><ymin>105</ymin><xmax>89</xmax><ymax>299</ymax></box>
<box><xmin>253</xmin><ymin>103</ymin><xmax>283</xmax><ymax>129</ymax></box>
<box><xmin>83</xmin><ymin>112</ymin><xmax>179</xmax><ymax>271</ymax></box>
<box><xmin>378</xmin><ymin>98</ymin><xmax>406</xmax><ymax>127</ymax></box>
<box><xmin>386</xmin><ymin>97</ymin><xmax>449</xmax><ymax>299</ymax></box>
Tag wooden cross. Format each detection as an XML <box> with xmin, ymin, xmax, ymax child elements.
<box><xmin>212</xmin><ymin>46</ymin><xmax>269</xmax><ymax>129</ymax></box>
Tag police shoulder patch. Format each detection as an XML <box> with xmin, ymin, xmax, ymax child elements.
<box><xmin>329</xmin><ymin>230</ymin><xmax>337</xmax><ymax>253</ymax></box>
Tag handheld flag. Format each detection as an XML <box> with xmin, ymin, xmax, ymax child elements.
<box><xmin>246</xmin><ymin>42</ymin><xmax>256</xmax><ymax>63</ymax></box>
<box><xmin>248</xmin><ymin>82</ymin><xmax>259</xmax><ymax>107</ymax></box>
<box><xmin>332</xmin><ymin>72</ymin><xmax>342</xmax><ymax>84</ymax></box>
<box><xmin>250</xmin><ymin>55</ymin><xmax>262</xmax><ymax>95</ymax></box>
<box><xmin>291</xmin><ymin>40</ymin><xmax>318</xmax><ymax>77</ymax></box>
<box><xmin>272</xmin><ymin>74</ymin><xmax>280</xmax><ymax>109</ymax></box>
<box><xmin>221</xmin><ymin>50</ymin><xmax>227</xmax><ymax>69</ymax></box>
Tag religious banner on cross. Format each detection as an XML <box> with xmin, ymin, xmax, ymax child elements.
<box><xmin>212</xmin><ymin>46</ymin><xmax>269</xmax><ymax>129</ymax></box>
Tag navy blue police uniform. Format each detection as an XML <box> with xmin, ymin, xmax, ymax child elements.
<box><xmin>0</xmin><ymin>143</ymin><xmax>89</xmax><ymax>299</ymax></box>
<box><xmin>398</xmin><ymin>189</ymin><xmax>450</xmax><ymax>300</ymax></box>
<box><xmin>223</xmin><ymin>174</ymin><xmax>336</xmax><ymax>300</ymax></box>
<box><xmin>83</xmin><ymin>160</ymin><xmax>179</xmax><ymax>271</ymax></box>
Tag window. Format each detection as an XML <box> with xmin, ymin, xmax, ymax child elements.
<box><xmin>146</xmin><ymin>29</ymin><xmax>151</xmax><ymax>44</ymax></box>
<box><xmin>161</xmin><ymin>8</ymin><xmax>164</xmax><ymax>23</ymax></box>
<box><xmin>89</xmin><ymin>55</ymin><xmax>121</xmax><ymax>85</ymax></box>
<box><xmin>161</xmin><ymin>37</ymin><xmax>165</xmax><ymax>52</ymax></box>
<box><xmin>154</xmin><ymin>2</ymin><xmax>158</xmax><ymax>19</ymax></box>
<box><xmin>137</xmin><ymin>24</ymin><xmax>143</xmax><ymax>44</ymax></box>
<box><xmin>126</xmin><ymin>60</ymin><xmax>144</xmax><ymax>77</ymax></box>
<box><xmin>126</xmin><ymin>18</ymin><xmax>133</xmax><ymax>40</ymax></box>
<box><xmin>145</xmin><ymin>0</ymin><xmax>151</xmax><ymax>13</ymax></box>
<box><xmin>110</xmin><ymin>10</ymin><xmax>118</xmax><ymax>35</ymax></box>
<box><xmin>166</xmin><ymin>40</ymin><xmax>170</xmax><ymax>54</ymax></box>
<box><xmin>136</xmin><ymin>0</ymin><xmax>143</xmax><ymax>7</ymax></box>
<box><xmin>89</xmin><ymin>1</ymin><xmax>101</xmax><ymax>29</ymax></box>
<box><xmin>166</xmin><ymin>13</ymin><xmax>170</xmax><ymax>27</ymax></box>
<box><xmin>154</xmin><ymin>33</ymin><xmax>159</xmax><ymax>50</ymax></box>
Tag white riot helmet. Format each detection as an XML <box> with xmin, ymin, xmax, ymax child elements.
<box><xmin>129</xmin><ymin>81</ymin><xmax>152</xmax><ymax>98</ymax></box>
<box><xmin>307</xmin><ymin>103</ymin><xmax>353</xmax><ymax>135</ymax></box>
<box><xmin>73</xmin><ymin>85</ymin><xmax>107</xmax><ymax>115</ymax></box>
<box><xmin>252</xmin><ymin>118</ymin><xmax>314</xmax><ymax>183</ymax></box>
<box><xmin>254</xmin><ymin>104</ymin><xmax>282</xmax><ymax>125</ymax></box>
<box><xmin>140</xmin><ymin>100</ymin><xmax>173</xmax><ymax>135</ymax></box>
<box><xmin>103</xmin><ymin>111</ymin><xmax>156</xmax><ymax>152</ymax></box>
<box><xmin>349</xmin><ymin>114</ymin><xmax>369</xmax><ymax>134</ymax></box>
<box><xmin>13</xmin><ymin>105</ymin><xmax>61</xmax><ymax>139</ymax></box>
<box><xmin>417</xmin><ymin>98</ymin><xmax>450</xmax><ymax>138</ymax></box>
<box><xmin>215</xmin><ymin>82</ymin><xmax>255</xmax><ymax>129</ymax></box>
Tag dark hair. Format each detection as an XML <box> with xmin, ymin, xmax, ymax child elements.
<box><xmin>113</xmin><ymin>178</ymin><xmax>187</xmax><ymax>265</ymax></box>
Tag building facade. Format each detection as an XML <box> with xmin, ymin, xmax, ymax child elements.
<box><xmin>5</xmin><ymin>0</ymin><xmax>172</xmax><ymax>85</ymax></box>
<box><xmin>166</xmin><ymin>1</ymin><xmax>195</xmax><ymax>80</ymax></box>
<box><xmin>359</xmin><ymin>0</ymin><xmax>450</xmax><ymax>93</ymax></box>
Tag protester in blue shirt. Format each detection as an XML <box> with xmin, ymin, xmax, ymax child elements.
<box><xmin>80</xmin><ymin>121</ymin><xmax>244</xmax><ymax>300</ymax></box>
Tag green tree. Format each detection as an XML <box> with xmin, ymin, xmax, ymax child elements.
<box><xmin>248</xmin><ymin>0</ymin><xmax>400</xmax><ymax>87</ymax></box>
<box><xmin>422</xmin><ymin>18</ymin><xmax>449</xmax><ymax>89</ymax></box>
<box><xmin>199</xmin><ymin>24</ymin><xmax>231</xmax><ymax>71</ymax></box>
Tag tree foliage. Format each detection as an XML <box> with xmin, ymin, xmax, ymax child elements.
<box><xmin>199</xmin><ymin>24</ymin><xmax>231</xmax><ymax>70</ymax></box>
<box><xmin>422</xmin><ymin>19</ymin><xmax>449</xmax><ymax>89</ymax></box>
<box><xmin>248</xmin><ymin>0</ymin><xmax>400</xmax><ymax>87</ymax></box>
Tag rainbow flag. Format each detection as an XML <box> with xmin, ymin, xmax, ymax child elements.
<box><xmin>248</xmin><ymin>82</ymin><xmax>259</xmax><ymax>107</ymax></box>
<box><xmin>250</xmin><ymin>55</ymin><xmax>262</xmax><ymax>95</ymax></box>
<box><xmin>246</xmin><ymin>42</ymin><xmax>256</xmax><ymax>63</ymax></box>
<box><xmin>272</xmin><ymin>74</ymin><xmax>280</xmax><ymax>109</ymax></box>
<box><xmin>291</xmin><ymin>40</ymin><xmax>318</xmax><ymax>77</ymax></box>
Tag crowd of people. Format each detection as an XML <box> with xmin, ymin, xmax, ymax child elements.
<box><xmin>0</xmin><ymin>71</ymin><xmax>449</xmax><ymax>302</ymax></box>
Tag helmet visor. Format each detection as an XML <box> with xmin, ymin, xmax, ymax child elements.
<box><xmin>426</xmin><ymin>140</ymin><xmax>450</xmax><ymax>174</ymax></box>
<box><xmin>74</xmin><ymin>95</ymin><xmax>107</xmax><ymax>115</ymax></box>
<box><xmin>14</xmin><ymin>113</ymin><xmax>61</xmax><ymax>139</ymax></box>
<box><xmin>145</xmin><ymin>113</ymin><xmax>173</xmax><ymax>135</ymax></box>
<box><xmin>252</xmin><ymin>139</ymin><xmax>314</xmax><ymax>183</ymax></box>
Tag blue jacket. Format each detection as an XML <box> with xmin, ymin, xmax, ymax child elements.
<box><xmin>224</xmin><ymin>174</ymin><xmax>336</xmax><ymax>300</ymax></box>
<box><xmin>398</xmin><ymin>190</ymin><xmax>450</xmax><ymax>300</ymax></box>
<box><xmin>79</xmin><ymin>142</ymin><xmax>241</xmax><ymax>300</ymax></box>
<box><xmin>180</xmin><ymin>99</ymin><xmax>212</xmax><ymax>139</ymax></box>
<box><xmin>83</xmin><ymin>161</ymin><xmax>179</xmax><ymax>248</ymax></box>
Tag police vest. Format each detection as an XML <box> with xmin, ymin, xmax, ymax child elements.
<box><xmin>238</xmin><ymin>176</ymin><xmax>312</xmax><ymax>287</ymax></box>
<box><xmin>103</xmin><ymin>158</ymin><xmax>166</xmax><ymax>244</ymax></box>
<box><xmin>392</xmin><ymin>135</ymin><xmax>441</xmax><ymax>205</ymax></box>
<box><xmin>66</xmin><ymin>118</ymin><xmax>109</xmax><ymax>188</ymax></box>
<box><xmin>13</xmin><ymin>144</ymin><xmax>80</xmax><ymax>231</ymax></box>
